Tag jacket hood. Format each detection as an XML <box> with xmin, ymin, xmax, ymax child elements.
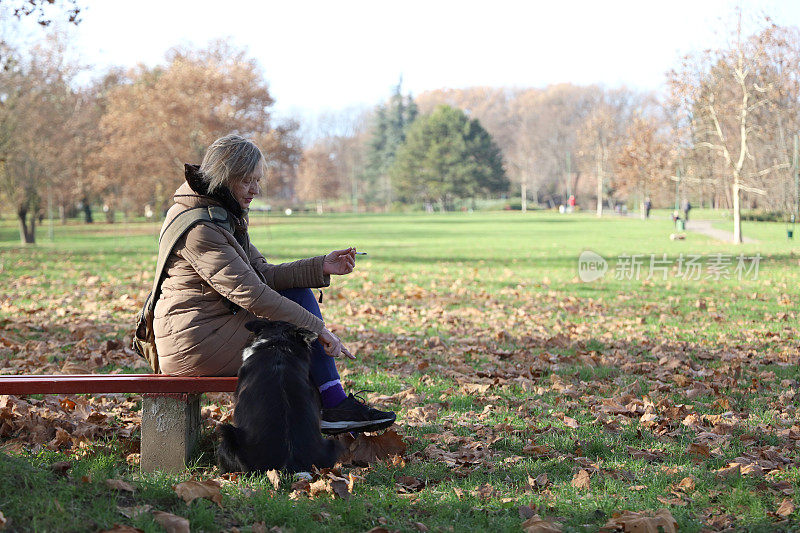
<box><xmin>173</xmin><ymin>164</ymin><xmax>246</xmax><ymax>220</ymax></box>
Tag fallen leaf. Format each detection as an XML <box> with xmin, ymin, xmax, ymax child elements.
<box><xmin>776</xmin><ymin>498</ymin><xmax>795</xmax><ymax>517</ymax></box>
<box><xmin>50</xmin><ymin>461</ymin><xmax>72</xmax><ymax>476</ymax></box>
<box><xmin>152</xmin><ymin>511</ymin><xmax>190</xmax><ymax>533</ymax></box>
<box><xmin>675</xmin><ymin>476</ymin><xmax>695</xmax><ymax>492</ymax></box>
<box><xmin>571</xmin><ymin>469</ymin><xmax>591</xmax><ymax>490</ymax></box>
<box><xmin>105</xmin><ymin>479</ymin><xmax>136</xmax><ymax>493</ymax></box>
<box><xmin>715</xmin><ymin>463</ymin><xmax>742</xmax><ymax>479</ymax></box>
<box><xmin>687</xmin><ymin>442</ymin><xmax>710</xmax><ymax>457</ymax></box>
<box><xmin>338</xmin><ymin>429</ymin><xmax>407</xmax><ymax>466</ymax></box>
<box><xmin>99</xmin><ymin>526</ymin><xmax>144</xmax><ymax>533</ymax></box>
<box><xmin>522</xmin><ymin>443</ymin><xmax>554</xmax><ymax>457</ymax></box>
<box><xmin>769</xmin><ymin>480</ymin><xmax>795</xmax><ymax>496</ymax></box>
<box><xmin>521</xmin><ymin>513</ymin><xmax>563</xmax><ymax>533</ymax></box>
<box><xmin>266</xmin><ymin>470</ymin><xmax>280</xmax><ymax>490</ymax></box>
<box><xmin>470</xmin><ymin>483</ymin><xmax>497</xmax><ymax>500</ymax></box>
<box><xmin>396</xmin><ymin>476</ymin><xmax>425</xmax><ymax>493</ymax></box>
<box><xmin>47</xmin><ymin>427</ymin><xmax>71</xmax><ymax>450</ymax></box>
<box><xmin>657</xmin><ymin>495</ymin><xmax>687</xmax><ymax>506</ymax></box>
<box><xmin>309</xmin><ymin>478</ymin><xmax>329</xmax><ymax>497</ymax></box>
<box><xmin>117</xmin><ymin>505</ymin><xmax>152</xmax><ymax>519</ymax></box>
<box><xmin>601</xmin><ymin>508</ymin><xmax>677</xmax><ymax>533</ymax></box>
<box><xmin>740</xmin><ymin>463</ymin><xmax>764</xmax><ymax>477</ymax></box>
<box><xmin>60</xmin><ymin>361</ymin><xmax>91</xmax><ymax>375</ymax></box>
<box><xmin>563</xmin><ymin>416</ymin><xmax>579</xmax><ymax>429</ymax></box>
<box><xmin>461</xmin><ymin>383</ymin><xmax>490</xmax><ymax>394</ymax></box>
<box><xmin>173</xmin><ymin>480</ymin><xmax>223</xmax><ymax>507</ymax></box>
<box><xmin>329</xmin><ymin>479</ymin><xmax>351</xmax><ymax>500</ymax></box>
<box><xmin>526</xmin><ymin>473</ymin><xmax>549</xmax><ymax>490</ymax></box>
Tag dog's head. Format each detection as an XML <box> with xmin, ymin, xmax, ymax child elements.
<box><xmin>245</xmin><ymin>319</ymin><xmax>318</xmax><ymax>349</ymax></box>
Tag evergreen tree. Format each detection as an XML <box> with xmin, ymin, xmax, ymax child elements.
<box><xmin>363</xmin><ymin>80</ymin><xmax>417</xmax><ymax>207</ymax></box>
<box><xmin>390</xmin><ymin>105</ymin><xmax>508</xmax><ymax>209</ymax></box>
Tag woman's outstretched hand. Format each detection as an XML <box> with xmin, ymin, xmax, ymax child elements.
<box><xmin>323</xmin><ymin>247</ymin><xmax>356</xmax><ymax>275</ymax></box>
<box><xmin>318</xmin><ymin>327</ymin><xmax>355</xmax><ymax>360</ymax></box>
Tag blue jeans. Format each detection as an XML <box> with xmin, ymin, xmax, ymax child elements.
<box><xmin>277</xmin><ymin>288</ymin><xmax>341</xmax><ymax>388</ymax></box>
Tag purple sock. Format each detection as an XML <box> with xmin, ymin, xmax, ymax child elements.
<box><xmin>319</xmin><ymin>382</ymin><xmax>347</xmax><ymax>408</ymax></box>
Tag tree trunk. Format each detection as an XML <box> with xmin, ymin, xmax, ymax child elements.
<box><xmin>82</xmin><ymin>199</ymin><xmax>93</xmax><ymax>224</ymax></box>
<box><xmin>521</xmin><ymin>180</ymin><xmax>527</xmax><ymax>213</ymax></box>
<box><xmin>17</xmin><ymin>208</ymin><xmax>35</xmax><ymax>244</ymax></box>
<box><xmin>732</xmin><ymin>181</ymin><xmax>742</xmax><ymax>243</ymax></box>
<box><xmin>596</xmin><ymin>162</ymin><xmax>603</xmax><ymax>217</ymax></box>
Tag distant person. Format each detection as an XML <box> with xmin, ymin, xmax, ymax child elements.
<box><xmin>644</xmin><ymin>198</ymin><xmax>652</xmax><ymax>219</ymax></box>
<box><xmin>683</xmin><ymin>200</ymin><xmax>692</xmax><ymax>222</ymax></box>
<box><xmin>672</xmin><ymin>210</ymin><xmax>680</xmax><ymax>227</ymax></box>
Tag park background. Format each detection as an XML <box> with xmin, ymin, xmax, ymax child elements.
<box><xmin>1</xmin><ymin>1</ymin><xmax>799</xmax><ymax>532</ymax></box>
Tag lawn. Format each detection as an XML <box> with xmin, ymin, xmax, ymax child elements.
<box><xmin>0</xmin><ymin>211</ymin><xmax>798</xmax><ymax>532</ymax></box>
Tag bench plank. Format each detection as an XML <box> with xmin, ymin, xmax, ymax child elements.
<box><xmin>0</xmin><ymin>374</ymin><xmax>238</xmax><ymax>395</ymax></box>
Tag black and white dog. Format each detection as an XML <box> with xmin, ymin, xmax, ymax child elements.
<box><xmin>218</xmin><ymin>320</ymin><xmax>343</xmax><ymax>473</ymax></box>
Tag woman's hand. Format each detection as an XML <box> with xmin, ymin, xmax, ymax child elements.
<box><xmin>323</xmin><ymin>247</ymin><xmax>356</xmax><ymax>276</ymax></box>
<box><xmin>318</xmin><ymin>327</ymin><xmax>355</xmax><ymax>360</ymax></box>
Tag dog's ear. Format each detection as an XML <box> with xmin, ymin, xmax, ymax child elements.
<box><xmin>245</xmin><ymin>319</ymin><xmax>271</xmax><ymax>334</ymax></box>
<box><xmin>293</xmin><ymin>327</ymin><xmax>318</xmax><ymax>346</ymax></box>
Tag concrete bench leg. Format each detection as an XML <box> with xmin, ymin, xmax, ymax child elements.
<box><xmin>140</xmin><ymin>393</ymin><xmax>200</xmax><ymax>473</ymax></box>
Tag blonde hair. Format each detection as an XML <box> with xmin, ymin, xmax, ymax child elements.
<box><xmin>199</xmin><ymin>134</ymin><xmax>265</xmax><ymax>194</ymax></box>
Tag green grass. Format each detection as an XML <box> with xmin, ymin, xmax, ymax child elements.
<box><xmin>0</xmin><ymin>211</ymin><xmax>798</xmax><ymax>532</ymax></box>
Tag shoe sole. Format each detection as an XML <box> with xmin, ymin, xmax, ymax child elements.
<box><xmin>321</xmin><ymin>417</ymin><xmax>396</xmax><ymax>434</ymax></box>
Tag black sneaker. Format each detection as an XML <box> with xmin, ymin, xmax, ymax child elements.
<box><xmin>321</xmin><ymin>392</ymin><xmax>397</xmax><ymax>434</ymax></box>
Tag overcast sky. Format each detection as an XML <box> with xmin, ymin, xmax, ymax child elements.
<box><xmin>11</xmin><ymin>0</ymin><xmax>800</xmax><ymax>119</ymax></box>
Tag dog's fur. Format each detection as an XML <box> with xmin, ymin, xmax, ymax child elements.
<box><xmin>217</xmin><ymin>320</ymin><xmax>343</xmax><ymax>473</ymax></box>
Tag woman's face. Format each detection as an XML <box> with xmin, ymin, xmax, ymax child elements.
<box><xmin>232</xmin><ymin>164</ymin><xmax>263</xmax><ymax>210</ymax></box>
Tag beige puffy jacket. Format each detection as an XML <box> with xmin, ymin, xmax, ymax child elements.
<box><xmin>153</xmin><ymin>168</ymin><xmax>330</xmax><ymax>376</ymax></box>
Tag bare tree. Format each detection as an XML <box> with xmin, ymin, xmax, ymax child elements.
<box><xmin>576</xmin><ymin>89</ymin><xmax>635</xmax><ymax>216</ymax></box>
<box><xmin>669</xmin><ymin>15</ymin><xmax>794</xmax><ymax>242</ymax></box>
<box><xmin>0</xmin><ymin>32</ymin><xmax>88</xmax><ymax>242</ymax></box>
<box><xmin>94</xmin><ymin>40</ymin><xmax>280</xmax><ymax>216</ymax></box>
<box><xmin>616</xmin><ymin>110</ymin><xmax>675</xmax><ymax>218</ymax></box>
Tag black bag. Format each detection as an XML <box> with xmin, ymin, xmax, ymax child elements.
<box><xmin>132</xmin><ymin>206</ymin><xmax>233</xmax><ymax>373</ymax></box>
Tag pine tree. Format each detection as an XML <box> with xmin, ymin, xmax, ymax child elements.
<box><xmin>390</xmin><ymin>105</ymin><xmax>508</xmax><ymax>209</ymax></box>
<box><xmin>363</xmin><ymin>80</ymin><xmax>417</xmax><ymax>208</ymax></box>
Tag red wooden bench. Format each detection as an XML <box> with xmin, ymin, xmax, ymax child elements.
<box><xmin>0</xmin><ymin>374</ymin><xmax>237</xmax><ymax>472</ymax></box>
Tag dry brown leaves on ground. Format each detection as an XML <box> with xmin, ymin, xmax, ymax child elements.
<box><xmin>334</xmin><ymin>428</ymin><xmax>407</xmax><ymax>466</ymax></box>
<box><xmin>172</xmin><ymin>479</ymin><xmax>223</xmax><ymax>507</ymax></box>
<box><xmin>289</xmin><ymin>467</ymin><xmax>356</xmax><ymax>500</ymax></box>
<box><xmin>599</xmin><ymin>508</ymin><xmax>678</xmax><ymax>533</ymax></box>
<box><xmin>521</xmin><ymin>513</ymin><xmax>563</xmax><ymax>533</ymax></box>
<box><xmin>152</xmin><ymin>511</ymin><xmax>190</xmax><ymax>533</ymax></box>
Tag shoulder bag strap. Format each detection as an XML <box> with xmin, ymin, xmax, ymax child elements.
<box><xmin>147</xmin><ymin>206</ymin><xmax>234</xmax><ymax>312</ymax></box>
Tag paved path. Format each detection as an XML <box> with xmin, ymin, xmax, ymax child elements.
<box><xmin>685</xmin><ymin>219</ymin><xmax>759</xmax><ymax>244</ymax></box>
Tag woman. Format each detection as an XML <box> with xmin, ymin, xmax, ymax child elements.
<box><xmin>154</xmin><ymin>134</ymin><xmax>395</xmax><ymax>434</ymax></box>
